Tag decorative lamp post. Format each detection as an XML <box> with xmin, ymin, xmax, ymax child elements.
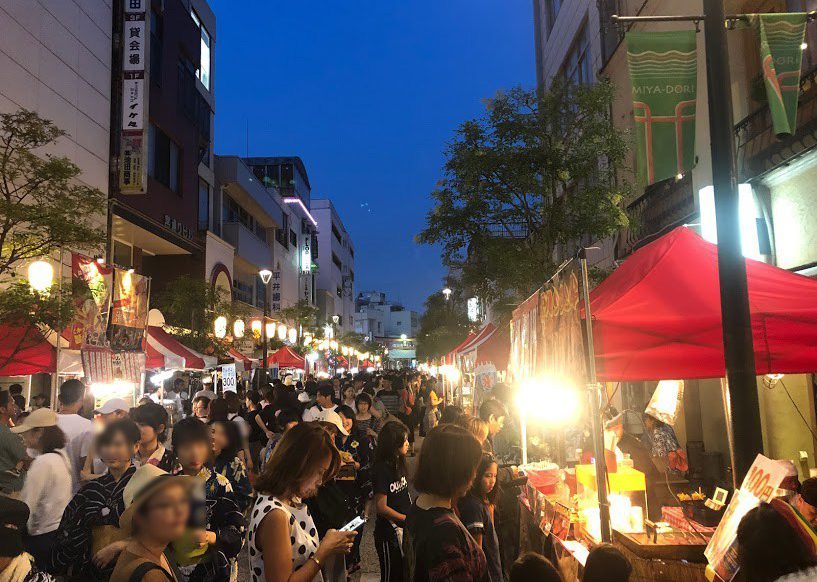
<box><xmin>259</xmin><ymin>269</ymin><xmax>273</xmax><ymax>386</ymax></box>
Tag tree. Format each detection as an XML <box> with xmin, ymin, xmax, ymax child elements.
<box><xmin>0</xmin><ymin>109</ymin><xmax>106</xmax><ymax>369</ymax></box>
<box><xmin>153</xmin><ymin>276</ymin><xmax>248</xmax><ymax>358</ymax></box>
<box><xmin>417</xmin><ymin>82</ymin><xmax>629</xmax><ymax>308</ymax></box>
<box><xmin>416</xmin><ymin>290</ymin><xmax>472</xmax><ymax>360</ymax></box>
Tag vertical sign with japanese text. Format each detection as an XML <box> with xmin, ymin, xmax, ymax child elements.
<box><xmin>120</xmin><ymin>0</ymin><xmax>150</xmax><ymax>193</ymax></box>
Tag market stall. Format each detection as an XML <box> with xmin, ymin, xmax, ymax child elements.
<box><xmin>508</xmin><ymin>227</ymin><xmax>817</xmax><ymax>582</ymax></box>
<box><xmin>266</xmin><ymin>346</ymin><xmax>306</xmax><ymax>379</ymax></box>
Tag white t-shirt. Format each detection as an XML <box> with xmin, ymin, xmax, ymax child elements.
<box><xmin>302</xmin><ymin>404</ymin><xmax>337</xmax><ymax>422</ymax></box>
<box><xmin>20</xmin><ymin>449</ymin><xmax>72</xmax><ymax>535</ymax></box>
<box><xmin>57</xmin><ymin>413</ymin><xmax>94</xmax><ymax>493</ymax></box>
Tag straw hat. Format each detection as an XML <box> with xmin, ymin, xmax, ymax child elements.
<box><xmin>10</xmin><ymin>408</ymin><xmax>57</xmax><ymax>433</ymax></box>
<box><xmin>428</xmin><ymin>390</ymin><xmax>443</xmax><ymax>406</ymax></box>
<box><xmin>119</xmin><ymin>464</ymin><xmax>191</xmax><ymax>533</ymax></box>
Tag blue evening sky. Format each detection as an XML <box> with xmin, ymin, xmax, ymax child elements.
<box><xmin>211</xmin><ymin>1</ymin><xmax>535</xmax><ymax>311</ymax></box>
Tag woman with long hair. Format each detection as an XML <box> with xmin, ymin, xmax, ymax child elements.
<box><xmin>404</xmin><ymin>424</ymin><xmax>486</xmax><ymax>582</ymax></box>
<box><xmin>372</xmin><ymin>421</ymin><xmax>411</xmax><ymax>582</ymax></box>
<box><xmin>210</xmin><ymin>420</ymin><xmax>252</xmax><ymax>511</ymax></box>
<box><xmin>109</xmin><ymin>465</ymin><xmax>191</xmax><ymax>582</ymax></box>
<box><xmin>457</xmin><ymin>453</ymin><xmax>502</xmax><ymax>582</ymax></box>
<box><xmin>52</xmin><ymin>420</ymin><xmax>142</xmax><ymax>581</ymax></box>
<box><xmin>249</xmin><ymin>422</ymin><xmax>357</xmax><ymax>582</ymax></box>
<box><xmin>14</xmin><ymin>409</ymin><xmax>73</xmax><ymax>570</ymax></box>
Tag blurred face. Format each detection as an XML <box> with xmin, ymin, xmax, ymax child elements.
<box><xmin>21</xmin><ymin>428</ymin><xmax>42</xmax><ymax>449</ymax></box>
<box><xmin>176</xmin><ymin>440</ymin><xmax>210</xmax><ymax>475</ymax></box>
<box><xmin>480</xmin><ymin>463</ymin><xmax>498</xmax><ymax>497</ymax></box>
<box><xmin>101</xmin><ymin>410</ymin><xmax>128</xmax><ymax>425</ymax></box>
<box><xmin>398</xmin><ymin>434</ymin><xmax>410</xmax><ymax>456</ymax></box>
<box><xmin>134</xmin><ymin>483</ymin><xmax>190</xmax><ymax>544</ymax></box>
<box><xmin>333</xmin><ymin>379</ymin><xmax>340</xmax><ymax>389</ymax></box>
<box><xmin>488</xmin><ymin>415</ymin><xmax>505</xmax><ymax>437</ymax></box>
<box><xmin>317</xmin><ymin>393</ymin><xmax>333</xmax><ymax>408</ymax></box>
<box><xmin>357</xmin><ymin>401</ymin><xmax>370</xmax><ymax>414</ymax></box>
<box><xmin>100</xmin><ymin>432</ymin><xmax>137</xmax><ymax>472</ymax></box>
<box><xmin>136</xmin><ymin>423</ymin><xmax>159</xmax><ymax>445</ymax></box>
<box><xmin>344</xmin><ymin>387</ymin><xmax>355</xmax><ymax>401</ymax></box>
<box><xmin>298</xmin><ymin>453</ymin><xmax>332</xmax><ymax>499</ymax></box>
<box><xmin>210</xmin><ymin>423</ymin><xmax>228</xmax><ymax>455</ymax></box>
<box><xmin>193</xmin><ymin>399</ymin><xmax>209</xmax><ymax>418</ymax></box>
<box><xmin>245</xmin><ymin>397</ymin><xmax>254</xmax><ymax>410</ymax></box>
<box><xmin>796</xmin><ymin>495</ymin><xmax>817</xmax><ymax>525</ymax></box>
<box><xmin>339</xmin><ymin>414</ymin><xmax>354</xmax><ymax>434</ymax></box>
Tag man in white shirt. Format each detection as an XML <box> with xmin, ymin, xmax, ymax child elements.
<box><xmin>55</xmin><ymin>379</ymin><xmax>94</xmax><ymax>493</ymax></box>
<box><xmin>302</xmin><ymin>383</ymin><xmax>337</xmax><ymax>422</ymax></box>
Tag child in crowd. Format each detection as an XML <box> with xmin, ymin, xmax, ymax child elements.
<box><xmin>171</xmin><ymin>418</ymin><xmax>245</xmax><ymax>582</ymax></box>
<box><xmin>458</xmin><ymin>453</ymin><xmax>502</xmax><ymax>582</ymax></box>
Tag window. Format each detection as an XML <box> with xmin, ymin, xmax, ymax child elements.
<box><xmin>223</xmin><ymin>195</ymin><xmax>267</xmax><ymax>242</ymax></box>
<box><xmin>562</xmin><ymin>25</ymin><xmax>592</xmax><ymax>86</ymax></box>
<box><xmin>148</xmin><ymin>123</ymin><xmax>180</xmax><ymax>193</ymax></box>
<box><xmin>289</xmin><ymin>229</ymin><xmax>297</xmax><ymax>247</ymax></box>
<box><xmin>190</xmin><ymin>9</ymin><xmax>210</xmax><ymax>91</ymax></box>
<box><xmin>113</xmin><ymin>240</ymin><xmax>133</xmax><ymax>269</ymax></box>
<box><xmin>332</xmin><ymin>252</ymin><xmax>342</xmax><ymax>271</ymax></box>
<box><xmin>544</xmin><ymin>0</ymin><xmax>562</xmax><ymax>36</ymax></box>
<box><xmin>255</xmin><ymin>278</ymin><xmax>266</xmax><ymax>309</ymax></box>
<box><xmin>276</xmin><ymin>214</ymin><xmax>289</xmax><ymax>248</ymax></box>
<box><xmin>331</xmin><ymin>223</ymin><xmax>342</xmax><ymax>245</ymax></box>
<box><xmin>198</xmin><ymin>179</ymin><xmax>210</xmax><ymax>230</ymax></box>
<box><xmin>233</xmin><ymin>279</ymin><xmax>253</xmax><ymax>305</ymax></box>
<box><xmin>150</xmin><ymin>9</ymin><xmax>162</xmax><ymax>85</ymax></box>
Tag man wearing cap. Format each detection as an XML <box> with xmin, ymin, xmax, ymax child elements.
<box><xmin>0</xmin><ymin>496</ymin><xmax>55</xmax><ymax>582</ymax></box>
<box><xmin>792</xmin><ymin>478</ymin><xmax>817</xmax><ymax>529</ymax></box>
<box><xmin>0</xmin><ymin>390</ymin><xmax>26</xmax><ymax>495</ymax></box>
<box><xmin>81</xmin><ymin>398</ymin><xmax>131</xmax><ymax>482</ymax></box>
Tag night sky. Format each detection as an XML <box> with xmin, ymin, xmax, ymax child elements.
<box><xmin>212</xmin><ymin>0</ymin><xmax>535</xmax><ymax>311</ymax></box>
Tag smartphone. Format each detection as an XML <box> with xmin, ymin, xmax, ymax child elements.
<box><xmin>339</xmin><ymin>516</ymin><xmax>365</xmax><ymax>532</ymax></box>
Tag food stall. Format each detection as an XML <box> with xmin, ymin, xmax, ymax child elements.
<box><xmin>509</xmin><ymin>227</ymin><xmax>817</xmax><ymax>581</ymax></box>
<box><xmin>265</xmin><ymin>346</ymin><xmax>306</xmax><ymax>380</ymax></box>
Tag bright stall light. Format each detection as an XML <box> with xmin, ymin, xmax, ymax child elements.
<box><xmin>342</xmin><ymin>346</ymin><xmax>349</xmax><ymax>356</ymax></box>
<box><xmin>699</xmin><ymin>183</ymin><xmax>764</xmax><ymax>260</ymax></box>
<box><xmin>330</xmin><ymin>340</ymin><xmax>339</xmax><ymax>351</ymax></box>
<box><xmin>277</xmin><ymin>324</ymin><xmax>287</xmax><ymax>341</ymax></box>
<box><xmin>303</xmin><ymin>334</ymin><xmax>313</xmax><ymax>346</ymax></box>
<box><xmin>214</xmin><ymin>316</ymin><xmax>228</xmax><ymax>339</ymax></box>
<box><xmin>400</xmin><ymin>333</ymin><xmax>407</xmax><ymax>341</ymax></box>
<box><xmin>265</xmin><ymin>323</ymin><xmax>275</xmax><ymax>339</ymax></box>
<box><xmin>516</xmin><ymin>377</ymin><xmax>580</xmax><ymax>425</ymax></box>
<box><xmin>288</xmin><ymin>327</ymin><xmax>297</xmax><ymax>344</ymax></box>
<box><xmin>306</xmin><ymin>351</ymin><xmax>319</xmax><ymax>363</ymax></box>
<box><xmin>251</xmin><ymin>320</ymin><xmax>262</xmax><ymax>333</ymax></box>
<box><xmin>439</xmin><ymin>364</ymin><xmax>460</xmax><ymax>382</ymax></box>
<box><xmin>150</xmin><ymin>370</ymin><xmax>175</xmax><ymax>386</ymax></box>
<box><xmin>233</xmin><ymin>319</ymin><xmax>245</xmax><ymax>339</ymax></box>
<box><xmin>91</xmin><ymin>380</ymin><xmax>135</xmax><ymax>399</ymax></box>
<box><xmin>28</xmin><ymin>260</ymin><xmax>54</xmax><ymax>293</ymax></box>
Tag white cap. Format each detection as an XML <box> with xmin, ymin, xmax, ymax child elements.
<box><xmin>95</xmin><ymin>397</ymin><xmax>130</xmax><ymax>415</ymax></box>
<box><xmin>193</xmin><ymin>389</ymin><xmax>216</xmax><ymax>401</ymax></box>
<box><xmin>297</xmin><ymin>391</ymin><xmax>311</xmax><ymax>403</ymax></box>
<box><xmin>315</xmin><ymin>409</ymin><xmax>349</xmax><ymax>436</ymax></box>
<box><xmin>283</xmin><ymin>374</ymin><xmax>294</xmax><ymax>386</ymax></box>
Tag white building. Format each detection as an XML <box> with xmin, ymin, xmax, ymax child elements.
<box><xmin>311</xmin><ymin>199</ymin><xmax>355</xmax><ymax>334</ymax></box>
<box><xmin>354</xmin><ymin>291</ymin><xmax>418</xmax><ymax>340</ymax></box>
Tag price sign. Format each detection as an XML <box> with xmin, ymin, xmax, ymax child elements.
<box><xmin>705</xmin><ymin>454</ymin><xmax>787</xmax><ymax>581</ymax></box>
<box><xmin>222</xmin><ymin>364</ymin><xmax>237</xmax><ymax>393</ymax></box>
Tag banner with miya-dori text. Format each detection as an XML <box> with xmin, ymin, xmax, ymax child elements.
<box><xmin>752</xmin><ymin>13</ymin><xmax>808</xmax><ymax>137</ymax></box>
<box><xmin>626</xmin><ymin>30</ymin><xmax>698</xmax><ymax>185</ymax></box>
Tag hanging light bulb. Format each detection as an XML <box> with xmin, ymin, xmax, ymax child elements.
<box><xmin>214</xmin><ymin>316</ymin><xmax>228</xmax><ymax>339</ymax></box>
<box><xmin>233</xmin><ymin>319</ymin><xmax>245</xmax><ymax>338</ymax></box>
<box><xmin>277</xmin><ymin>324</ymin><xmax>287</xmax><ymax>341</ymax></box>
<box><xmin>265</xmin><ymin>322</ymin><xmax>275</xmax><ymax>338</ymax></box>
<box><xmin>28</xmin><ymin>260</ymin><xmax>54</xmax><ymax>293</ymax></box>
<box><xmin>251</xmin><ymin>320</ymin><xmax>262</xmax><ymax>333</ymax></box>
<box><xmin>288</xmin><ymin>327</ymin><xmax>297</xmax><ymax>344</ymax></box>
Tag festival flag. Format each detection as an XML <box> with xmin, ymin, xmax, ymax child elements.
<box><xmin>752</xmin><ymin>13</ymin><xmax>808</xmax><ymax>137</ymax></box>
<box><xmin>110</xmin><ymin>268</ymin><xmax>150</xmax><ymax>351</ymax></box>
<box><xmin>66</xmin><ymin>254</ymin><xmax>113</xmax><ymax>349</ymax></box>
<box><xmin>626</xmin><ymin>30</ymin><xmax>698</xmax><ymax>185</ymax></box>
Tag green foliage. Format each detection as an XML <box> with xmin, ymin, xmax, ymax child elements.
<box><xmin>416</xmin><ymin>290</ymin><xmax>472</xmax><ymax>360</ymax></box>
<box><xmin>417</xmin><ymin>82</ymin><xmax>630</xmax><ymax>308</ymax></box>
<box><xmin>339</xmin><ymin>331</ymin><xmax>384</xmax><ymax>357</ymax></box>
<box><xmin>154</xmin><ymin>276</ymin><xmax>248</xmax><ymax>358</ymax></box>
<box><xmin>0</xmin><ymin>109</ymin><xmax>107</xmax><ymax>281</ymax></box>
<box><xmin>279</xmin><ymin>300</ymin><xmax>319</xmax><ymax>335</ymax></box>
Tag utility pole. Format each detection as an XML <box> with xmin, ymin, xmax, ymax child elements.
<box><xmin>612</xmin><ymin>0</ymin><xmax>765</xmax><ymax>480</ymax></box>
<box><xmin>702</xmin><ymin>0</ymin><xmax>763</xmax><ymax>480</ymax></box>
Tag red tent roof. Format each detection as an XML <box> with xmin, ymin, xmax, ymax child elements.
<box><xmin>459</xmin><ymin>323</ymin><xmax>497</xmax><ymax>356</ymax></box>
<box><xmin>444</xmin><ymin>332</ymin><xmax>477</xmax><ymax>365</ymax></box>
<box><xmin>475</xmin><ymin>324</ymin><xmax>510</xmax><ymax>371</ymax></box>
<box><xmin>229</xmin><ymin>348</ymin><xmax>256</xmax><ymax>368</ymax></box>
<box><xmin>0</xmin><ymin>325</ymin><xmax>55</xmax><ymax>376</ymax></box>
<box><xmin>589</xmin><ymin>227</ymin><xmax>817</xmax><ymax>381</ymax></box>
<box><xmin>266</xmin><ymin>346</ymin><xmax>305</xmax><ymax>369</ymax></box>
<box><xmin>145</xmin><ymin>326</ymin><xmax>209</xmax><ymax>370</ymax></box>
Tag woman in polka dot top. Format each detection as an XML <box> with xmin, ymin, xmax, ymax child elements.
<box><xmin>248</xmin><ymin>423</ymin><xmax>358</xmax><ymax>582</ymax></box>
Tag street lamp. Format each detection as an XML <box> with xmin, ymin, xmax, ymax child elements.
<box><xmin>259</xmin><ymin>269</ymin><xmax>273</xmax><ymax>386</ymax></box>
<box><xmin>442</xmin><ymin>287</ymin><xmax>452</xmax><ymax>300</ymax></box>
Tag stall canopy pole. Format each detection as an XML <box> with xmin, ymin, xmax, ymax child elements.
<box><xmin>580</xmin><ymin>251</ymin><xmax>611</xmax><ymax>544</ymax></box>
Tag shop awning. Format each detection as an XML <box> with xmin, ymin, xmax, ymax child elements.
<box><xmin>0</xmin><ymin>324</ymin><xmax>55</xmax><ymax>376</ymax></box>
<box><xmin>266</xmin><ymin>346</ymin><xmax>305</xmax><ymax>369</ymax></box>
<box><xmin>145</xmin><ymin>326</ymin><xmax>216</xmax><ymax>370</ymax></box>
<box><xmin>475</xmin><ymin>324</ymin><xmax>510</xmax><ymax>371</ymax></box>
<box><xmin>589</xmin><ymin>227</ymin><xmax>817</xmax><ymax>381</ymax></box>
<box><xmin>228</xmin><ymin>347</ymin><xmax>256</xmax><ymax>369</ymax></box>
<box><xmin>458</xmin><ymin>323</ymin><xmax>497</xmax><ymax>357</ymax></box>
<box><xmin>444</xmin><ymin>332</ymin><xmax>477</xmax><ymax>365</ymax></box>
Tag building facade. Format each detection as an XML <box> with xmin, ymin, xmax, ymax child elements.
<box><xmin>311</xmin><ymin>199</ymin><xmax>355</xmax><ymax>334</ymax></box>
<box><xmin>534</xmin><ymin>0</ymin><xmax>817</xmax><ymax>475</ymax></box>
<box><xmin>354</xmin><ymin>291</ymin><xmax>418</xmax><ymax>340</ymax></box>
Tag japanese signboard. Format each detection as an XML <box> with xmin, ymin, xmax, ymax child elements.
<box><xmin>271</xmin><ymin>268</ymin><xmax>282</xmax><ymax>313</ymax></box>
<box><xmin>221</xmin><ymin>364</ymin><xmax>237</xmax><ymax>393</ymax></box>
<box><xmin>66</xmin><ymin>254</ymin><xmax>113</xmax><ymax>349</ymax></box>
<box><xmin>81</xmin><ymin>346</ymin><xmax>146</xmax><ymax>388</ymax></box>
<box><xmin>119</xmin><ymin>0</ymin><xmax>149</xmax><ymax>194</ymax></box>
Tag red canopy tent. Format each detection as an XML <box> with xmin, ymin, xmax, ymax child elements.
<box><xmin>588</xmin><ymin>227</ymin><xmax>817</xmax><ymax>381</ymax></box>
<box><xmin>458</xmin><ymin>323</ymin><xmax>497</xmax><ymax>358</ymax></box>
<box><xmin>145</xmin><ymin>326</ymin><xmax>214</xmax><ymax>370</ymax></box>
<box><xmin>228</xmin><ymin>347</ymin><xmax>256</xmax><ymax>369</ymax></box>
<box><xmin>266</xmin><ymin>346</ymin><xmax>305</xmax><ymax>369</ymax></box>
<box><xmin>444</xmin><ymin>332</ymin><xmax>477</xmax><ymax>365</ymax></box>
<box><xmin>0</xmin><ymin>325</ymin><xmax>55</xmax><ymax>376</ymax></box>
<box><xmin>474</xmin><ymin>324</ymin><xmax>510</xmax><ymax>371</ymax></box>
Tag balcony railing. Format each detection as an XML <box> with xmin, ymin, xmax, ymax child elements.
<box><xmin>616</xmin><ymin>173</ymin><xmax>695</xmax><ymax>258</ymax></box>
<box><xmin>735</xmin><ymin>65</ymin><xmax>817</xmax><ymax>180</ymax></box>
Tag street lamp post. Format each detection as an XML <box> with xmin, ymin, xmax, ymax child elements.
<box><xmin>259</xmin><ymin>269</ymin><xmax>273</xmax><ymax>388</ymax></box>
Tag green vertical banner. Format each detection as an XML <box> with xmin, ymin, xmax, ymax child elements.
<box><xmin>626</xmin><ymin>31</ymin><xmax>698</xmax><ymax>185</ymax></box>
<box><xmin>753</xmin><ymin>13</ymin><xmax>807</xmax><ymax>137</ymax></box>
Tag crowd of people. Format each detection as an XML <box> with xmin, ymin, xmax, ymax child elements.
<box><xmin>0</xmin><ymin>371</ymin><xmax>816</xmax><ymax>582</ymax></box>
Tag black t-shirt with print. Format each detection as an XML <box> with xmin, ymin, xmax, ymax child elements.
<box><xmin>372</xmin><ymin>460</ymin><xmax>411</xmax><ymax>526</ymax></box>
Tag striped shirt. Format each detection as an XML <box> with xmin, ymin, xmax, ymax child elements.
<box><xmin>377</xmin><ymin>390</ymin><xmax>402</xmax><ymax>415</ymax></box>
